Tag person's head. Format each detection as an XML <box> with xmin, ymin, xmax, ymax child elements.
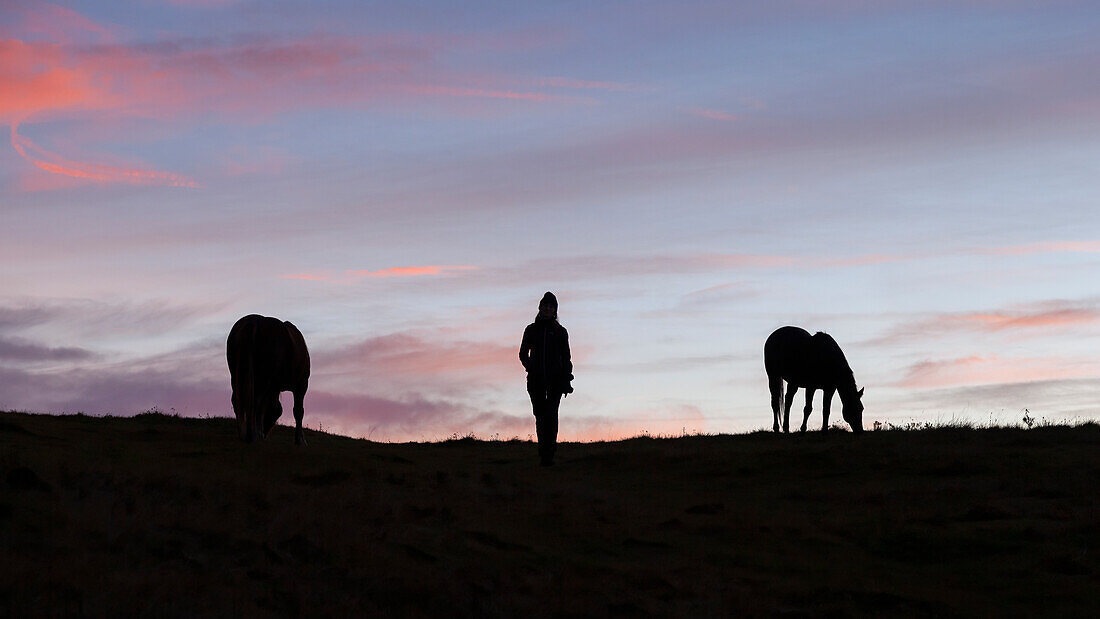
<box><xmin>538</xmin><ymin>291</ymin><xmax>558</xmax><ymax>319</ymax></box>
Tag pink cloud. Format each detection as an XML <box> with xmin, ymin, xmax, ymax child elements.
<box><xmin>2</xmin><ymin>14</ymin><xmax>596</xmax><ymax>123</ymax></box>
<box><xmin>952</xmin><ymin>309</ymin><xmax>1100</xmax><ymax>331</ymax></box>
<box><xmin>1</xmin><ymin>4</ymin><xmax>614</xmax><ymax>186</ymax></box>
<box><xmin>870</xmin><ymin>301</ymin><xmax>1100</xmax><ymax>346</ymax></box>
<box><xmin>0</xmin><ymin>39</ymin><xmax>114</xmax><ymax>123</ymax></box>
<box><xmin>896</xmin><ymin>355</ymin><xmax>1100</xmax><ymax>389</ymax></box>
<box><xmin>981</xmin><ymin>240</ymin><xmax>1100</xmax><ymax>256</ymax></box>
<box><xmin>317</xmin><ymin>331</ymin><xmax>516</xmax><ymax>379</ymax></box>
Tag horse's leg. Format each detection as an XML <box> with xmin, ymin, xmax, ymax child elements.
<box><xmin>821</xmin><ymin>388</ymin><xmax>835</xmax><ymax>432</ymax></box>
<box><xmin>783</xmin><ymin>385</ymin><xmax>797</xmax><ymax>433</ymax></box>
<box><xmin>801</xmin><ymin>387</ymin><xmax>815</xmax><ymax>432</ymax></box>
<box><xmin>293</xmin><ymin>380</ymin><xmax>307</xmax><ymax>446</ymax></box>
<box><xmin>231</xmin><ymin>387</ymin><xmax>248</xmax><ymax>441</ymax></box>
<box><xmin>769</xmin><ymin>374</ymin><xmax>783</xmax><ymax>432</ymax></box>
<box><xmin>252</xmin><ymin>392</ymin><xmax>269</xmax><ymax>442</ymax></box>
<box><xmin>262</xmin><ymin>397</ymin><xmax>282</xmax><ymax>439</ymax></box>
<box><xmin>244</xmin><ymin>398</ymin><xmax>257</xmax><ymax>442</ymax></box>
<box><xmin>241</xmin><ymin>383</ymin><xmax>258</xmax><ymax>443</ymax></box>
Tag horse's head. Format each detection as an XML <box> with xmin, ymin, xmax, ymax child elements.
<box><xmin>261</xmin><ymin>396</ymin><xmax>283</xmax><ymax>438</ymax></box>
<box><xmin>842</xmin><ymin>386</ymin><xmax>865</xmax><ymax>433</ymax></box>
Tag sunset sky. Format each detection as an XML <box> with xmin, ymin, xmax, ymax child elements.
<box><xmin>3</xmin><ymin>0</ymin><xmax>1099</xmax><ymax>440</ymax></box>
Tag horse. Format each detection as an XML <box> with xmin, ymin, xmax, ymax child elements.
<box><xmin>764</xmin><ymin>326</ymin><xmax>864</xmax><ymax>433</ymax></box>
<box><xmin>227</xmin><ymin>314</ymin><xmax>310</xmax><ymax>445</ymax></box>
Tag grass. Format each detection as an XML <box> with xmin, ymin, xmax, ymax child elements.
<box><xmin>1</xmin><ymin>411</ymin><xmax>1097</xmax><ymax>617</ymax></box>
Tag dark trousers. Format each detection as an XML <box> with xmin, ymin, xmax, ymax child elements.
<box><xmin>527</xmin><ymin>383</ymin><xmax>562</xmax><ymax>463</ymax></box>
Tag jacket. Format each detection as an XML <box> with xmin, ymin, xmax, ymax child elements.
<box><xmin>519</xmin><ymin>317</ymin><xmax>573</xmax><ymax>391</ymax></box>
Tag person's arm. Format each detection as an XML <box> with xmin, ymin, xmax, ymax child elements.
<box><xmin>561</xmin><ymin>328</ymin><xmax>574</xmax><ymax>390</ymax></box>
<box><xmin>519</xmin><ymin>325</ymin><xmax>532</xmax><ymax>371</ymax></box>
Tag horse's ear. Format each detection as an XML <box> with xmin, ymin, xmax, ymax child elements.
<box><xmin>858</xmin><ymin>387</ymin><xmax>865</xmax><ymax>398</ymax></box>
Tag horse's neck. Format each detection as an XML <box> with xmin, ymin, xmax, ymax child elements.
<box><xmin>835</xmin><ymin>375</ymin><xmax>858</xmax><ymax>401</ymax></box>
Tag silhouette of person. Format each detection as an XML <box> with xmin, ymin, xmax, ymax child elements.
<box><xmin>519</xmin><ymin>291</ymin><xmax>573</xmax><ymax>466</ymax></box>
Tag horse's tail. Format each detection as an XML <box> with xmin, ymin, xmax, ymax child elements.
<box><xmin>246</xmin><ymin>320</ymin><xmax>260</xmax><ymax>440</ymax></box>
<box><xmin>768</xmin><ymin>372</ymin><xmax>784</xmax><ymax>431</ymax></box>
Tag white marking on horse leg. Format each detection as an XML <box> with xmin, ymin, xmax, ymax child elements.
<box><xmin>783</xmin><ymin>386</ymin><xmax>796</xmax><ymax>433</ymax></box>
<box><xmin>770</xmin><ymin>377</ymin><xmax>783</xmax><ymax>432</ymax></box>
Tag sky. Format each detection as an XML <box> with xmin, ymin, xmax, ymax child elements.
<box><xmin>3</xmin><ymin>0</ymin><xmax>1100</xmax><ymax>441</ymax></box>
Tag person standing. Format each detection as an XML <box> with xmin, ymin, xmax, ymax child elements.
<box><xmin>519</xmin><ymin>292</ymin><xmax>573</xmax><ymax>466</ymax></box>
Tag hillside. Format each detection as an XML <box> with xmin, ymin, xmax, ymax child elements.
<box><xmin>1</xmin><ymin>411</ymin><xmax>1097</xmax><ymax>617</ymax></box>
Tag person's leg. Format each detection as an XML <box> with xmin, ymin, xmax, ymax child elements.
<box><xmin>540</xmin><ymin>391</ymin><xmax>562</xmax><ymax>464</ymax></box>
<box><xmin>528</xmin><ymin>383</ymin><xmax>549</xmax><ymax>463</ymax></box>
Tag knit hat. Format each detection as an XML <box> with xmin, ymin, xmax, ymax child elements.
<box><xmin>540</xmin><ymin>291</ymin><xmax>557</xmax><ymax>308</ymax></box>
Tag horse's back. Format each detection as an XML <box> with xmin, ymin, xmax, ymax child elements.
<box><xmin>227</xmin><ymin>314</ymin><xmax>302</xmax><ymax>392</ymax></box>
<box><xmin>764</xmin><ymin>326</ymin><xmax>812</xmax><ymax>374</ymax></box>
<box><xmin>281</xmin><ymin>320</ymin><xmax>310</xmax><ymax>386</ymax></box>
<box><xmin>768</xmin><ymin>326</ymin><xmax>844</xmax><ymax>387</ymax></box>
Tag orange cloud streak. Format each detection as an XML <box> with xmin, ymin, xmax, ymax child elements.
<box><xmin>10</xmin><ymin>123</ymin><xmax>198</xmax><ymax>187</ymax></box>
<box><xmin>348</xmin><ymin>265</ymin><xmax>479</xmax><ymax>278</ymax></box>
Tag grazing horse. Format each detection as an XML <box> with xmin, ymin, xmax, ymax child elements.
<box><xmin>227</xmin><ymin>314</ymin><xmax>310</xmax><ymax>445</ymax></box>
<box><xmin>764</xmin><ymin>326</ymin><xmax>864</xmax><ymax>433</ymax></box>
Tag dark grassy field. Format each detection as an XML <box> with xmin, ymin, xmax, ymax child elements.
<box><xmin>1</xmin><ymin>411</ymin><xmax>1096</xmax><ymax>617</ymax></box>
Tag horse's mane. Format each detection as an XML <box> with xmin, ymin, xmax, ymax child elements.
<box><xmin>813</xmin><ymin>332</ymin><xmax>854</xmax><ymax>382</ymax></box>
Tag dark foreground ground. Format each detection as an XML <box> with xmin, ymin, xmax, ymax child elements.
<box><xmin>1</xmin><ymin>412</ymin><xmax>1096</xmax><ymax>617</ymax></box>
